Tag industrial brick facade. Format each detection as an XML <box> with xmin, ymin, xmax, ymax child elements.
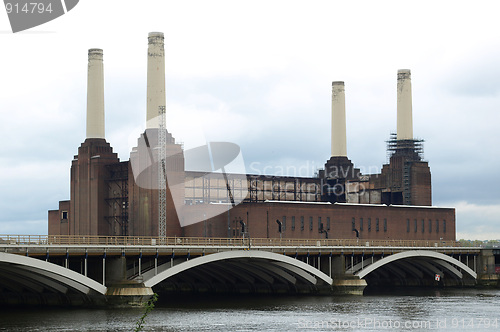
<box><xmin>182</xmin><ymin>202</ymin><xmax>455</xmax><ymax>241</ymax></box>
<box><xmin>48</xmin><ymin>33</ymin><xmax>456</xmax><ymax>242</ymax></box>
<box><xmin>48</xmin><ymin>140</ymin><xmax>455</xmax><ymax>241</ymax></box>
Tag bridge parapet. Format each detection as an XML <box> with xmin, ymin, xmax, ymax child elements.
<box><xmin>0</xmin><ymin>234</ymin><xmax>479</xmax><ymax>249</ymax></box>
<box><xmin>0</xmin><ymin>234</ymin><xmax>481</xmax><ymax>261</ymax></box>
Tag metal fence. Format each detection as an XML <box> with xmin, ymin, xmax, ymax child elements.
<box><xmin>0</xmin><ymin>234</ymin><xmax>475</xmax><ymax>248</ymax></box>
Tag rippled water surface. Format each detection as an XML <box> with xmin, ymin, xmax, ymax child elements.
<box><xmin>1</xmin><ymin>288</ymin><xmax>499</xmax><ymax>331</ymax></box>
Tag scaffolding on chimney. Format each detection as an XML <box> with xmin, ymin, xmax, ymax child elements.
<box><xmin>158</xmin><ymin>106</ymin><xmax>167</xmax><ymax>238</ymax></box>
<box><xmin>385</xmin><ymin>133</ymin><xmax>426</xmax><ymax>205</ymax></box>
<box><xmin>386</xmin><ymin>133</ymin><xmax>424</xmax><ymax>162</ymax></box>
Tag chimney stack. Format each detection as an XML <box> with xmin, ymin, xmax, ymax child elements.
<box><xmin>397</xmin><ymin>69</ymin><xmax>413</xmax><ymax>140</ymax></box>
<box><xmin>331</xmin><ymin>81</ymin><xmax>347</xmax><ymax>157</ymax></box>
<box><xmin>86</xmin><ymin>49</ymin><xmax>105</xmax><ymax>139</ymax></box>
<box><xmin>146</xmin><ymin>32</ymin><xmax>166</xmax><ymax>129</ymax></box>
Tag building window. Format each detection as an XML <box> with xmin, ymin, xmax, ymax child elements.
<box><xmin>61</xmin><ymin>211</ymin><xmax>68</xmax><ymax>220</ymax></box>
<box><xmin>300</xmin><ymin>216</ymin><xmax>304</xmax><ymax>231</ymax></box>
<box><xmin>406</xmin><ymin>219</ymin><xmax>410</xmax><ymax>233</ymax></box>
<box><xmin>422</xmin><ymin>219</ymin><xmax>425</xmax><ymax>233</ymax></box>
<box><xmin>436</xmin><ymin>219</ymin><xmax>439</xmax><ymax>233</ymax></box>
<box><xmin>368</xmin><ymin>218</ymin><xmax>371</xmax><ymax>231</ymax></box>
<box><xmin>376</xmin><ymin>218</ymin><xmax>379</xmax><ymax>232</ymax></box>
<box><xmin>429</xmin><ymin>219</ymin><xmax>432</xmax><ymax>233</ymax></box>
<box><xmin>326</xmin><ymin>217</ymin><xmax>330</xmax><ymax>231</ymax></box>
<box><xmin>384</xmin><ymin>218</ymin><xmax>387</xmax><ymax>232</ymax></box>
<box><xmin>360</xmin><ymin>218</ymin><xmax>364</xmax><ymax>231</ymax></box>
<box><xmin>351</xmin><ymin>218</ymin><xmax>355</xmax><ymax>231</ymax></box>
<box><xmin>282</xmin><ymin>216</ymin><xmax>286</xmax><ymax>232</ymax></box>
<box><xmin>414</xmin><ymin>219</ymin><xmax>417</xmax><ymax>233</ymax></box>
<box><xmin>318</xmin><ymin>217</ymin><xmax>322</xmax><ymax>231</ymax></box>
<box><xmin>443</xmin><ymin>220</ymin><xmax>446</xmax><ymax>233</ymax></box>
<box><xmin>309</xmin><ymin>217</ymin><xmax>313</xmax><ymax>231</ymax></box>
<box><xmin>291</xmin><ymin>216</ymin><xmax>295</xmax><ymax>231</ymax></box>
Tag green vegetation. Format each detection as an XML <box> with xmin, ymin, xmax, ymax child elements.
<box><xmin>134</xmin><ymin>293</ymin><xmax>159</xmax><ymax>332</ymax></box>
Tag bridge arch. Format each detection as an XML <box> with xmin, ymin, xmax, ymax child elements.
<box><xmin>355</xmin><ymin>250</ymin><xmax>477</xmax><ymax>281</ymax></box>
<box><xmin>143</xmin><ymin>250</ymin><xmax>333</xmax><ymax>293</ymax></box>
<box><xmin>0</xmin><ymin>252</ymin><xmax>107</xmax><ymax>305</ymax></box>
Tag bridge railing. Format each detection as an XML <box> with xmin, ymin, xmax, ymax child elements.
<box><xmin>0</xmin><ymin>234</ymin><xmax>470</xmax><ymax>248</ymax></box>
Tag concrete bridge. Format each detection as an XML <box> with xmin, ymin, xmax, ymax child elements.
<box><xmin>0</xmin><ymin>235</ymin><xmax>493</xmax><ymax>306</ymax></box>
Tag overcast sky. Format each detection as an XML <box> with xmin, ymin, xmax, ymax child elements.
<box><xmin>1</xmin><ymin>1</ymin><xmax>499</xmax><ymax>239</ymax></box>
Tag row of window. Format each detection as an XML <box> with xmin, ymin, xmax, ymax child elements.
<box><xmin>275</xmin><ymin>217</ymin><xmax>446</xmax><ymax>234</ymax></box>
<box><xmin>351</xmin><ymin>217</ymin><xmax>387</xmax><ymax>232</ymax></box>
<box><xmin>279</xmin><ymin>216</ymin><xmax>392</xmax><ymax>233</ymax></box>
<box><xmin>280</xmin><ymin>216</ymin><xmax>331</xmax><ymax>232</ymax></box>
<box><xmin>406</xmin><ymin>219</ymin><xmax>446</xmax><ymax>233</ymax></box>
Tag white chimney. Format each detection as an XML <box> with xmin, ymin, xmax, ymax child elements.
<box><xmin>86</xmin><ymin>49</ymin><xmax>105</xmax><ymax>139</ymax></box>
<box><xmin>331</xmin><ymin>81</ymin><xmax>347</xmax><ymax>157</ymax></box>
<box><xmin>146</xmin><ymin>32</ymin><xmax>166</xmax><ymax>129</ymax></box>
<box><xmin>397</xmin><ymin>69</ymin><xmax>413</xmax><ymax>140</ymax></box>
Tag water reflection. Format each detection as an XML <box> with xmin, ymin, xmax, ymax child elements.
<box><xmin>0</xmin><ymin>289</ymin><xmax>498</xmax><ymax>331</ymax></box>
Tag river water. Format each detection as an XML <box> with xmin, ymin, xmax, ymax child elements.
<box><xmin>0</xmin><ymin>288</ymin><xmax>499</xmax><ymax>331</ymax></box>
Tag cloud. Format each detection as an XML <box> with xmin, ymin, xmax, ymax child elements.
<box><xmin>451</xmin><ymin>201</ymin><xmax>500</xmax><ymax>240</ymax></box>
<box><xmin>0</xmin><ymin>220</ymin><xmax>47</xmax><ymax>235</ymax></box>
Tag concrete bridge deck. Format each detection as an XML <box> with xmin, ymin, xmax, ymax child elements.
<box><xmin>0</xmin><ymin>235</ymin><xmax>493</xmax><ymax>307</ymax></box>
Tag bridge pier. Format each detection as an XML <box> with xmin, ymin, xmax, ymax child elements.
<box><xmin>103</xmin><ymin>256</ymin><xmax>154</xmax><ymax>306</ymax></box>
<box><xmin>332</xmin><ymin>276</ymin><xmax>367</xmax><ymax>295</ymax></box>
<box><xmin>70</xmin><ymin>253</ymin><xmax>157</xmax><ymax>306</ymax></box>
<box><xmin>477</xmin><ymin>250</ymin><xmax>500</xmax><ymax>287</ymax></box>
<box><xmin>316</xmin><ymin>253</ymin><xmax>367</xmax><ymax>295</ymax></box>
<box><xmin>105</xmin><ymin>282</ymin><xmax>154</xmax><ymax>307</ymax></box>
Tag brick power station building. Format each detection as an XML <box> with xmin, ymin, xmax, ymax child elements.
<box><xmin>49</xmin><ymin>32</ymin><xmax>455</xmax><ymax>242</ymax></box>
